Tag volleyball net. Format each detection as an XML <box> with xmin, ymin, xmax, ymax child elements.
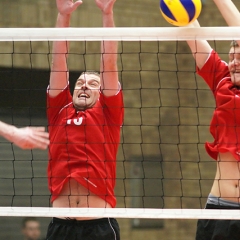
<box><xmin>0</xmin><ymin>26</ymin><xmax>239</xmax><ymax>220</ymax></box>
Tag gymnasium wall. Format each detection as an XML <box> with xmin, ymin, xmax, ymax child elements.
<box><xmin>0</xmin><ymin>0</ymin><xmax>239</xmax><ymax>239</ymax></box>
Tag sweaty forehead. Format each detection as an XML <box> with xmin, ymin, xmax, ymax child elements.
<box><xmin>78</xmin><ymin>73</ymin><xmax>100</xmax><ymax>82</ymax></box>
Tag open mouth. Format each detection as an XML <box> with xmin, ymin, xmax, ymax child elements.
<box><xmin>78</xmin><ymin>93</ymin><xmax>90</xmax><ymax>99</ymax></box>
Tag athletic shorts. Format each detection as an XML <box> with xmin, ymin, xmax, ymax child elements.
<box><xmin>195</xmin><ymin>203</ymin><xmax>240</xmax><ymax>240</ymax></box>
<box><xmin>46</xmin><ymin>217</ymin><xmax>120</xmax><ymax>240</ymax></box>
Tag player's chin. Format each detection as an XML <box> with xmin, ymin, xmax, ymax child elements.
<box><xmin>232</xmin><ymin>79</ymin><xmax>240</xmax><ymax>87</ymax></box>
<box><xmin>231</xmin><ymin>75</ymin><xmax>240</xmax><ymax>87</ymax></box>
<box><xmin>73</xmin><ymin>102</ymin><xmax>87</xmax><ymax>111</ymax></box>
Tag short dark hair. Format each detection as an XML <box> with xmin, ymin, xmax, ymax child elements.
<box><xmin>80</xmin><ymin>71</ymin><xmax>100</xmax><ymax>78</ymax></box>
<box><xmin>230</xmin><ymin>40</ymin><xmax>239</xmax><ymax>48</ymax></box>
<box><xmin>21</xmin><ymin>217</ymin><xmax>39</xmax><ymax>229</ymax></box>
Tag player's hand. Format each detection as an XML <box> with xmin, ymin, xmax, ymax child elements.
<box><xmin>12</xmin><ymin>126</ymin><xmax>50</xmax><ymax>150</ymax></box>
<box><xmin>56</xmin><ymin>0</ymin><xmax>83</xmax><ymax>15</ymax></box>
<box><xmin>95</xmin><ymin>0</ymin><xmax>116</xmax><ymax>14</ymax></box>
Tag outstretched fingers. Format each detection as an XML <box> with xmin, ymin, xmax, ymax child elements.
<box><xmin>12</xmin><ymin>126</ymin><xmax>50</xmax><ymax>150</ymax></box>
<box><xmin>95</xmin><ymin>0</ymin><xmax>116</xmax><ymax>14</ymax></box>
<box><xmin>56</xmin><ymin>0</ymin><xmax>83</xmax><ymax>15</ymax></box>
<box><xmin>71</xmin><ymin>0</ymin><xmax>83</xmax><ymax>11</ymax></box>
<box><xmin>27</xmin><ymin>127</ymin><xmax>50</xmax><ymax>150</ymax></box>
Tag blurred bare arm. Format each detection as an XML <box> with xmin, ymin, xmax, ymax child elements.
<box><xmin>0</xmin><ymin>121</ymin><xmax>49</xmax><ymax>150</ymax></box>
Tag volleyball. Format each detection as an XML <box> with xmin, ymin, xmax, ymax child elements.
<box><xmin>159</xmin><ymin>0</ymin><xmax>202</xmax><ymax>26</ymax></box>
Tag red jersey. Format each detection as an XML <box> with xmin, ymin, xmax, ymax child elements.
<box><xmin>47</xmin><ymin>86</ymin><xmax>124</xmax><ymax>207</ymax></box>
<box><xmin>197</xmin><ymin>50</ymin><xmax>240</xmax><ymax>161</ymax></box>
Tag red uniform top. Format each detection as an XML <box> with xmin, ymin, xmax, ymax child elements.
<box><xmin>47</xmin><ymin>85</ymin><xmax>124</xmax><ymax>207</ymax></box>
<box><xmin>197</xmin><ymin>50</ymin><xmax>240</xmax><ymax>161</ymax></box>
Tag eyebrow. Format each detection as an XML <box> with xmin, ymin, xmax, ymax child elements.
<box><xmin>229</xmin><ymin>50</ymin><xmax>240</xmax><ymax>53</ymax></box>
<box><xmin>76</xmin><ymin>79</ymin><xmax>100</xmax><ymax>84</ymax></box>
<box><xmin>229</xmin><ymin>52</ymin><xmax>240</xmax><ymax>56</ymax></box>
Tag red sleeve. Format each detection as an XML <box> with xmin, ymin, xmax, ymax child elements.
<box><xmin>197</xmin><ymin>50</ymin><xmax>230</xmax><ymax>92</ymax></box>
<box><xmin>100</xmin><ymin>90</ymin><xmax>124</xmax><ymax>126</ymax></box>
<box><xmin>47</xmin><ymin>86</ymin><xmax>72</xmax><ymax>125</ymax></box>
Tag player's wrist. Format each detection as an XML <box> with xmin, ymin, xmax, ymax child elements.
<box><xmin>4</xmin><ymin>124</ymin><xmax>17</xmax><ymax>143</ymax></box>
<box><xmin>57</xmin><ymin>13</ymin><xmax>71</xmax><ymax>27</ymax></box>
<box><xmin>102</xmin><ymin>10</ymin><xmax>114</xmax><ymax>17</ymax></box>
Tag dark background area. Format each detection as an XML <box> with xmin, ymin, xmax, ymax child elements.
<box><xmin>0</xmin><ymin>67</ymin><xmax>81</xmax><ymax>117</ymax></box>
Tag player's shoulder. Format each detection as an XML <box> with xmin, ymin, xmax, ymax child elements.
<box><xmin>216</xmin><ymin>77</ymin><xmax>231</xmax><ymax>90</ymax></box>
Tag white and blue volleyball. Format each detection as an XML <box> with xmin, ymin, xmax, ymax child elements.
<box><xmin>160</xmin><ymin>0</ymin><xmax>202</xmax><ymax>26</ymax></box>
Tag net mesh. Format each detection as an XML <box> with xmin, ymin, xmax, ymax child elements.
<box><xmin>0</xmin><ymin>27</ymin><xmax>239</xmax><ymax>229</ymax></box>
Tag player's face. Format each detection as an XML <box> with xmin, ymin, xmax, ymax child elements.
<box><xmin>22</xmin><ymin>221</ymin><xmax>41</xmax><ymax>240</ymax></box>
<box><xmin>228</xmin><ymin>46</ymin><xmax>240</xmax><ymax>87</ymax></box>
<box><xmin>73</xmin><ymin>73</ymin><xmax>101</xmax><ymax>111</ymax></box>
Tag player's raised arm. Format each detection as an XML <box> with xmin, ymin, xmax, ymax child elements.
<box><xmin>185</xmin><ymin>20</ymin><xmax>212</xmax><ymax>70</ymax></box>
<box><xmin>95</xmin><ymin>0</ymin><xmax>119</xmax><ymax>97</ymax></box>
<box><xmin>186</xmin><ymin>0</ymin><xmax>240</xmax><ymax>70</ymax></box>
<box><xmin>0</xmin><ymin>121</ymin><xmax>49</xmax><ymax>150</ymax></box>
<box><xmin>213</xmin><ymin>0</ymin><xmax>240</xmax><ymax>46</ymax></box>
<box><xmin>49</xmin><ymin>0</ymin><xmax>83</xmax><ymax>98</ymax></box>
<box><xmin>159</xmin><ymin>0</ymin><xmax>211</xmax><ymax>70</ymax></box>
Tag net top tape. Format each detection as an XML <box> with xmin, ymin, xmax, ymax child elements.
<box><xmin>1</xmin><ymin>207</ymin><xmax>240</xmax><ymax>219</ymax></box>
<box><xmin>0</xmin><ymin>27</ymin><xmax>239</xmax><ymax>41</ymax></box>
